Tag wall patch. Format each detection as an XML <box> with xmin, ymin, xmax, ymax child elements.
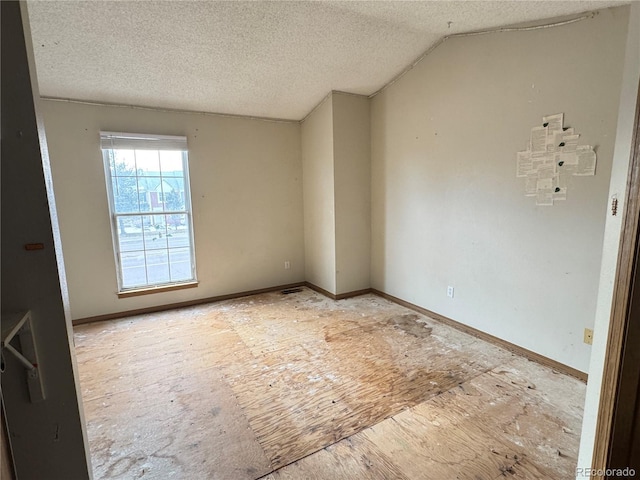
<box><xmin>517</xmin><ymin>113</ymin><xmax>596</xmax><ymax>206</ymax></box>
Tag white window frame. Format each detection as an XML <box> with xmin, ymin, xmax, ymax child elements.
<box><xmin>101</xmin><ymin>132</ymin><xmax>197</xmax><ymax>293</ymax></box>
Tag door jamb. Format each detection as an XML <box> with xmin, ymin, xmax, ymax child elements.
<box><xmin>592</xmin><ymin>79</ymin><xmax>640</xmax><ymax>470</ymax></box>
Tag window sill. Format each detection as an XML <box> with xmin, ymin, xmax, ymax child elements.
<box><xmin>117</xmin><ymin>281</ymin><xmax>199</xmax><ymax>298</ymax></box>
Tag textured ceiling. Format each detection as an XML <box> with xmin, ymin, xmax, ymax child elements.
<box><xmin>27</xmin><ymin>1</ymin><xmax>628</xmax><ymax>121</ymax></box>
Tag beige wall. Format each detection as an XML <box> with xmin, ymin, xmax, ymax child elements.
<box><xmin>370</xmin><ymin>7</ymin><xmax>629</xmax><ymax>373</ymax></box>
<box><xmin>333</xmin><ymin>93</ymin><xmax>371</xmax><ymax>294</ymax></box>
<box><xmin>41</xmin><ymin>100</ymin><xmax>304</xmax><ymax>320</ymax></box>
<box><xmin>301</xmin><ymin>96</ymin><xmax>337</xmax><ymax>293</ymax></box>
<box><xmin>301</xmin><ymin>92</ymin><xmax>371</xmax><ymax>295</ymax></box>
<box><xmin>578</xmin><ymin>3</ymin><xmax>640</xmax><ymax>469</ymax></box>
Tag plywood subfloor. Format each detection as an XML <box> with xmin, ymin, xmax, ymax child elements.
<box><xmin>74</xmin><ymin>288</ymin><xmax>586</xmax><ymax>479</ymax></box>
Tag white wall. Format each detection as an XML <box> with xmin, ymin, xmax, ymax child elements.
<box><xmin>371</xmin><ymin>6</ymin><xmax>630</xmax><ymax>373</ymax></box>
<box><xmin>301</xmin><ymin>96</ymin><xmax>337</xmax><ymax>293</ymax></box>
<box><xmin>41</xmin><ymin>101</ymin><xmax>304</xmax><ymax>320</ymax></box>
<box><xmin>578</xmin><ymin>2</ymin><xmax>640</xmax><ymax>470</ymax></box>
<box><xmin>333</xmin><ymin>93</ymin><xmax>371</xmax><ymax>294</ymax></box>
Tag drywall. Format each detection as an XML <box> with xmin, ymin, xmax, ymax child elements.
<box><xmin>301</xmin><ymin>92</ymin><xmax>371</xmax><ymax>295</ymax></box>
<box><xmin>40</xmin><ymin>101</ymin><xmax>304</xmax><ymax>320</ymax></box>
<box><xmin>1</xmin><ymin>2</ymin><xmax>90</xmax><ymax>477</ymax></box>
<box><xmin>301</xmin><ymin>96</ymin><xmax>337</xmax><ymax>294</ymax></box>
<box><xmin>371</xmin><ymin>7</ymin><xmax>629</xmax><ymax>373</ymax></box>
<box><xmin>333</xmin><ymin>93</ymin><xmax>371</xmax><ymax>294</ymax></box>
<box><xmin>577</xmin><ymin>2</ymin><xmax>640</xmax><ymax>470</ymax></box>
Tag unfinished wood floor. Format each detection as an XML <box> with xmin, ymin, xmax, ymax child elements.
<box><xmin>74</xmin><ymin>287</ymin><xmax>586</xmax><ymax>479</ymax></box>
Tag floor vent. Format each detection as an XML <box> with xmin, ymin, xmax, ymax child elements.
<box><xmin>281</xmin><ymin>288</ymin><xmax>303</xmax><ymax>295</ymax></box>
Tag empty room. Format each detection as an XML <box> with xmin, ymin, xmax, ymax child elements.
<box><xmin>2</xmin><ymin>0</ymin><xmax>639</xmax><ymax>479</ymax></box>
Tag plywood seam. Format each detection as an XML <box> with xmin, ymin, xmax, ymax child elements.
<box><xmin>74</xmin><ymin>287</ymin><xmax>585</xmax><ymax>479</ymax></box>
<box><xmin>258</xmin><ymin>355</ymin><xmax>577</xmax><ymax>479</ymax></box>
<box><xmin>75</xmin><ymin>281</ymin><xmax>587</xmax><ymax>382</ymax></box>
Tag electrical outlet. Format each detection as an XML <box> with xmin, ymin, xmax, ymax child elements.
<box><xmin>447</xmin><ymin>286</ymin><xmax>454</xmax><ymax>298</ymax></box>
<box><xmin>284</xmin><ymin>261</ymin><xmax>291</xmax><ymax>270</ymax></box>
<box><xmin>584</xmin><ymin>328</ymin><xmax>593</xmax><ymax>345</ymax></box>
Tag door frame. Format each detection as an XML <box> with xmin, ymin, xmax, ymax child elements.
<box><xmin>592</xmin><ymin>79</ymin><xmax>640</xmax><ymax>470</ymax></box>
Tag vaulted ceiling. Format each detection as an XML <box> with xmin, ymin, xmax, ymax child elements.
<box><xmin>27</xmin><ymin>1</ymin><xmax>628</xmax><ymax>121</ymax></box>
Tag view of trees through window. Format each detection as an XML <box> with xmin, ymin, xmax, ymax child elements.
<box><xmin>104</xmin><ymin>147</ymin><xmax>196</xmax><ymax>289</ymax></box>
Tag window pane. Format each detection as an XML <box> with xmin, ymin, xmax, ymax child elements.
<box><xmin>146</xmin><ymin>250</ymin><xmax>170</xmax><ymax>284</ymax></box>
<box><xmin>103</xmin><ymin>138</ymin><xmax>195</xmax><ymax>291</ymax></box>
<box><xmin>113</xmin><ymin>176</ymin><xmax>140</xmax><ymax>213</ymax></box>
<box><xmin>167</xmin><ymin>214</ymin><xmax>190</xmax><ymax>248</ymax></box>
<box><xmin>112</xmin><ymin>149</ymin><xmax>136</xmax><ymax>175</ymax></box>
<box><xmin>141</xmin><ymin>177</ymin><xmax>163</xmax><ymax>211</ymax></box>
<box><xmin>121</xmin><ymin>251</ymin><xmax>147</xmax><ymax>288</ymax></box>
<box><xmin>135</xmin><ymin>150</ymin><xmax>160</xmax><ymax>175</ymax></box>
<box><xmin>142</xmin><ymin>215</ymin><xmax>167</xmax><ymax>250</ymax></box>
<box><xmin>169</xmin><ymin>247</ymin><xmax>193</xmax><ymax>282</ymax></box>
<box><xmin>158</xmin><ymin>179</ymin><xmax>177</xmax><ymax>212</ymax></box>
<box><xmin>160</xmin><ymin>151</ymin><xmax>184</xmax><ymax>176</ymax></box>
<box><xmin>121</xmin><ymin>215</ymin><xmax>143</xmax><ymax>235</ymax></box>
<box><xmin>164</xmin><ymin>178</ymin><xmax>186</xmax><ymax>211</ymax></box>
<box><xmin>138</xmin><ymin>191</ymin><xmax>150</xmax><ymax>212</ymax></box>
<box><xmin>116</xmin><ymin>215</ymin><xmax>144</xmax><ymax>251</ymax></box>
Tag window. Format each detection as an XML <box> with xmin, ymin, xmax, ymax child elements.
<box><xmin>101</xmin><ymin>132</ymin><xmax>197</xmax><ymax>292</ymax></box>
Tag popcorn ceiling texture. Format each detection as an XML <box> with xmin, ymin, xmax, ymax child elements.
<box><xmin>27</xmin><ymin>1</ymin><xmax>627</xmax><ymax>121</ymax></box>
